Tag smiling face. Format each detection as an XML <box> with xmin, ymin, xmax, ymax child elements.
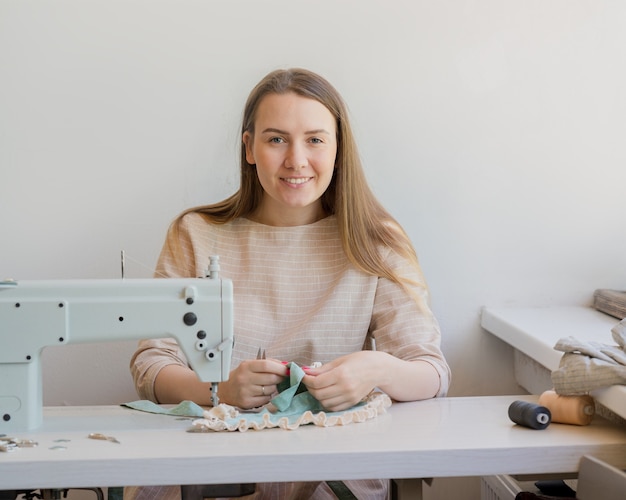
<box><xmin>243</xmin><ymin>92</ymin><xmax>338</xmax><ymax>226</ymax></box>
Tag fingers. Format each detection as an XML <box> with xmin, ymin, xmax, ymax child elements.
<box><xmin>257</xmin><ymin>383</ymin><xmax>279</xmax><ymax>398</ymax></box>
<box><xmin>251</xmin><ymin>359</ymin><xmax>289</xmax><ymax>377</ymax></box>
<box><xmin>224</xmin><ymin>359</ymin><xmax>287</xmax><ymax>409</ymax></box>
<box><xmin>243</xmin><ymin>384</ymin><xmax>275</xmax><ymax>408</ymax></box>
<box><xmin>225</xmin><ymin>382</ymin><xmax>276</xmax><ymax>409</ymax></box>
<box><xmin>316</xmin><ymin>397</ymin><xmax>356</xmax><ymax>413</ymax></box>
<box><xmin>301</xmin><ymin>358</ymin><xmax>374</xmax><ymax>412</ymax></box>
<box><xmin>305</xmin><ymin>382</ymin><xmax>361</xmax><ymax>412</ymax></box>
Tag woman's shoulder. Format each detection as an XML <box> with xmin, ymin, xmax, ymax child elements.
<box><xmin>179</xmin><ymin>211</ymin><xmax>238</xmax><ymax>232</ymax></box>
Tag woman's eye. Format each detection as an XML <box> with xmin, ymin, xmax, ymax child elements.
<box><xmin>309</xmin><ymin>137</ymin><xmax>323</xmax><ymax>144</ymax></box>
<box><xmin>269</xmin><ymin>137</ymin><xmax>284</xmax><ymax>144</ymax></box>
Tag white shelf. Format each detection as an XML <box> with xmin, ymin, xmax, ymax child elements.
<box><xmin>482</xmin><ymin>306</ymin><xmax>626</xmax><ymax>420</ymax></box>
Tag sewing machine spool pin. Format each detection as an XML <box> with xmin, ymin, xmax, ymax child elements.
<box><xmin>207</xmin><ymin>255</ymin><xmax>220</xmax><ymax>280</ymax></box>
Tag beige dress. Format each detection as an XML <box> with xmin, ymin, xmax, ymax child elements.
<box><xmin>126</xmin><ymin>214</ymin><xmax>450</xmax><ymax>500</ymax></box>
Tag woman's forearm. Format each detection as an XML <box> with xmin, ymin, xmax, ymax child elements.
<box><xmin>375</xmin><ymin>353</ymin><xmax>441</xmax><ymax>401</ymax></box>
<box><xmin>153</xmin><ymin>364</ymin><xmax>215</xmax><ymax>405</ymax></box>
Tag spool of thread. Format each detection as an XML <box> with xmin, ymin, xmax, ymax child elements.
<box><xmin>538</xmin><ymin>390</ymin><xmax>595</xmax><ymax>426</ymax></box>
<box><xmin>508</xmin><ymin>400</ymin><xmax>551</xmax><ymax>430</ymax></box>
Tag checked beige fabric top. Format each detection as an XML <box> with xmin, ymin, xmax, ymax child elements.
<box><xmin>132</xmin><ymin>214</ymin><xmax>450</xmax><ymax>403</ymax></box>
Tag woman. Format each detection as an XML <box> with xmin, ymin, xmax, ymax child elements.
<box><xmin>128</xmin><ymin>68</ymin><xmax>450</xmax><ymax>500</ymax></box>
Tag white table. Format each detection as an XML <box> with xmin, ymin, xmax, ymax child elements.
<box><xmin>1</xmin><ymin>396</ymin><xmax>626</xmax><ymax>498</ymax></box>
<box><xmin>481</xmin><ymin>306</ymin><xmax>626</xmax><ymax>421</ymax></box>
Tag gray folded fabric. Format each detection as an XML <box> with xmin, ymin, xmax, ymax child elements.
<box><xmin>551</xmin><ymin>317</ymin><xmax>626</xmax><ymax>395</ymax></box>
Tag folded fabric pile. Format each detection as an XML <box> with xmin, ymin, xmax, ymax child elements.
<box><xmin>593</xmin><ymin>289</ymin><xmax>626</xmax><ymax>319</ymax></box>
<box><xmin>190</xmin><ymin>362</ymin><xmax>391</xmax><ymax>432</ymax></box>
<box><xmin>552</xmin><ymin>318</ymin><xmax>626</xmax><ymax>395</ymax></box>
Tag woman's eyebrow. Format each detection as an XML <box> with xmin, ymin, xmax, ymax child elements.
<box><xmin>261</xmin><ymin>127</ymin><xmax>331</xmax><ymax>135</ymax></box>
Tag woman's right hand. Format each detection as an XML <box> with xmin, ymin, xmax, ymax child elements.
<box><xmin>218</xmin><ymin>359</ymin><xmax>287</xmax><ymax>409</ymax></box>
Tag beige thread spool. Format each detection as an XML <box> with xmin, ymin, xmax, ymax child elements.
<box><xmin>538</xmin><ymin>390</ymin><xmax>595</xmax><ymax>426</ymax></box>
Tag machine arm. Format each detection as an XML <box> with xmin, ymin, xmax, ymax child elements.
<box><xmin>0</xmin><ymin>266</ymin><xmax>233</xmax><ymax>432</ymax></box>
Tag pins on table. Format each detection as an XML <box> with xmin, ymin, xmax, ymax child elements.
<box><xmin>88</xmin><ymin>432</ymin><xmax>121</xmax><ymax>444</ymax></box>
<box><xmin>1</xmin><ymin>432</ymin><xmax>121</xmax><ymax>452</ymax></box>
<box><xmin>0</xmin><ymin>437</ymin><xmax>38</xmax><ymax>452</ymax></box>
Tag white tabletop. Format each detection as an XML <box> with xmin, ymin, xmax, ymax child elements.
<box><xmin>1</xmin><ymin>396</ymin><xmax>626</xmax><ymax>490</ymax></box>
<box><xmin>481</xmin><ymin>306</ymin><xmax>626</xmax><ymax>420</ymax></box>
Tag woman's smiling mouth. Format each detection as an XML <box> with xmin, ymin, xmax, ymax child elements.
<box><xmin>282</xmin><ymin>177</ymin><xmax>313</xmax><ymax>185</ymax></box>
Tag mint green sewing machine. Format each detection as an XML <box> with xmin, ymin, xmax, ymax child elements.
<box><xmin>0</xmin><ymin>257</ymin><xmax>234</xmax><ymax>433</ymax></box>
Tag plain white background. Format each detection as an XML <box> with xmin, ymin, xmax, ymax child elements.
<box><xmin>1</xmin><ymin>1</ymin><xmax>625</xmax><ymax>497</ymax></box>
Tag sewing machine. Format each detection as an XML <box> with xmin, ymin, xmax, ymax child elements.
<box><xmin>0</xmin><ymin>257</ymin><xmax>234</xmax><ymax>433</ymax></box>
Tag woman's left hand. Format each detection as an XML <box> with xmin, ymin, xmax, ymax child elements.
<box><xmin>301</xmin><ymin>351</ymin><xmax>381</xmax><ymax>412</ymax></box>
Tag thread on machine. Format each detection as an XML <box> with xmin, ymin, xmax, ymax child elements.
<box><xmin>508</xmin><ymin>400</ymin><xmax>551</xmax><ymax>430</ymax></box>
<box><xmin>538</xmin><ymin>390</ymin><xmax>595</xmax><ymax>426</ymax></box>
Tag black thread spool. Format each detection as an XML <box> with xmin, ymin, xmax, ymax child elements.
<box><xmin>508</xmin><ymin>400</ymin><xmax>551</xmax><ymax>430</ymax></box>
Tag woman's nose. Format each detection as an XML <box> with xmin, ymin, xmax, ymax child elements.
<box><xmin>285</xmin><ymin>143</ymin><xmax>306</xmax><ymax>170</ymax></box>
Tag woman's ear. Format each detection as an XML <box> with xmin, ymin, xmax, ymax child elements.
<box><xmin>242</xmin><ymin>131</ymin><xmax>255</xmax><ymax>165</ymax></box>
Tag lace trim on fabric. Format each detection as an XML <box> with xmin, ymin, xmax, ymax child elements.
<box><xmin>189</xmin><ymin>391</ymin><xmax>391</xmax><ymax>432</ymax></box>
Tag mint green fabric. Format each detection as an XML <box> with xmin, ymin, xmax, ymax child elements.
<box><xmin>123</xmin><ymin>362</ymin><xmax>389</xmax><ymax>432</ymax></box>
<box><xmin>271</xmin><ymin>362</ymin><xmax>327</xmax><ymax>412</ymax></box>
<box><xmin>122</xmin><ymin>399</ymin><xmax>205</xmax><ymax>417</ymax></box>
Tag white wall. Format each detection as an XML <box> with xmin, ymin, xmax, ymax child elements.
<box><xmin>2</xmin><ymin>1</ymin><xmax>625</xmax><ymax>407</ymax></box>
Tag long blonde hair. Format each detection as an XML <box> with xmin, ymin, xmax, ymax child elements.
<box><xmin>167</xmin><ymin>68</ymin><xmax>423</xmax><ymax>289</ymax></box>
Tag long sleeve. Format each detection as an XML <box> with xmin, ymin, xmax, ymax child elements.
<box><xmin>130</xmin><ymin>214</ymin><xmax>450</xmax><ymax>401</ymax></box>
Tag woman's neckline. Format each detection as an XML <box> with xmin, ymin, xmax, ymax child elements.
<box><xmin>241</xmin><ymin>214</ymin><xmax>334</xmax><ymax>228</ymax></box>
